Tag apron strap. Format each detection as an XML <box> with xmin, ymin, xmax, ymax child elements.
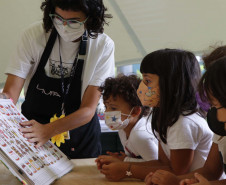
<box><xmin>35</xmin><ymin>28</ymin><xmax>58</xmax><ymax>74</ymax></box>
<box><xmin>79</xmin><ymin>32</ymin><xmax>87</xmax><ymax>55</ymax></box>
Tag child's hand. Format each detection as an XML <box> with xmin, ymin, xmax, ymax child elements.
<box><xmin>181</xmin><ymin>173</ymin><xmax>210</xmax><ymax>185</ymax></box>
<box><xmin>107</xmin><ymin>151</ymin><xmax>126</xmax><ymax>161</ymax></box>
<box><xmin>144</xmin><ymin>172</ymin><xmax>153</xmax><ymax>185</ymax></box>
<box><xmin>95</xmin><ymin>155</ymin><xmax>121</xmax><ymax>170</ymax></box>
<box><xmin>106</xmin><ymin>151</ymin><xmax>119</xmax><ymax>157</ymax></box>
<box><xmin>100</xmin><ymin>162</ymin><xmax>127</xmax><ymax>181</ymax></box>
<box><xmin>180</xmin><ymin>178</ymin><xmax>198</xmax><ymax>185</ymax></box>
<box><xmin>148</xmin><ymin>170</ymin><xmax>180</xmax><ymax>185</ymax></box>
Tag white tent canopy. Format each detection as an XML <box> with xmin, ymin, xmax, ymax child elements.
<box><xmin>0</xmin><ymin>0</ymin><xmax>226</xmax><ymax>84</ymax></box>
<box><xmin>104</xmin><ymin>0</ymin><xmax>226</xmax><ymax>66</ymax></box>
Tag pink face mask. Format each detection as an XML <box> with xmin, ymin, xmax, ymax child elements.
<box><xmin>137</xmin><ymin>81</ymin><xmax>160</xmax><ymax>107</ymax></box>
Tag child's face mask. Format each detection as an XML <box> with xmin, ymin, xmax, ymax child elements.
<box><xmin>104</xmin><ymin>108</ymin><xmax>133</xmax><ymax>130</ymax></box>
<box><xmin>207</xmin><ymin>106</ymin><xmax>226</xmax><ymax>136</ymax></box>
<box><xmin>137</xmin><ymin>81</ymin><xmax>160</xmax><ymax>107</ymax></box>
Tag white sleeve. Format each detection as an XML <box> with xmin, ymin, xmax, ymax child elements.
<box><xmin>212</xmin><ymin>134</ymin><xmax>220</xmax><ymax>144</ymax></box>
<box><xmin>167</xmin><ymin>117</ymin><xmax>201</xmax><ymax>150</ymax></box>
<box><xmin>129</xmin><ymin>130</ymin><xmax>158</xmax><ymax>161</ymax></box>
<box><xmin>89</xmin><ymin>39</ymin><xmax>115</xmax><ymax>86</ymax></box>
<box><xmin>124</xmin><ymin>156</ymin><xmax>145</xmax><ymax>162</ymax></box>
<box><xmin>5</xmin><ymin>28</ymin><xmax>34</xmax><ymax>79</ymax></box>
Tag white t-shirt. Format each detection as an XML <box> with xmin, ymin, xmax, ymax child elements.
<box><xmin>118</xmin><ymin>117</ymin><xmax>158</xmax><ymax>162</ymax></box>
<box><xmin>159</xmin><ymin>113</ymin><xmax>213</xmax><ymax>172</ymax></box>
<box><xmin>5</xmin><ymin>21</ymin><xmax>115</xmax><ymax>99</ymax></box>
<box><xmin>212</xmin><ymin>134</ymin><xmax>226</xmax><ymax>179</ymax></box>
<box><xmin>213</xmin><ymin>134</ymin><xmax>226</xmax><ymax>166</ymax></box>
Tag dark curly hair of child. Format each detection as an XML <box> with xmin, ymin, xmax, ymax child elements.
<box><xmin>99</xmin><ymin>74</ymin><xmax>150</xmax><ymax>118</ymax></box>
<box><xmin>41</xmin><ymin>0</ymin><xmax>112</xmax><ymax>38</ymax></box>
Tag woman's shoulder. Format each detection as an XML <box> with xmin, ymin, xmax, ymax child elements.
<box><xmin>89</xmin><ymin>32</ymin><xmax>114</xmax><ymax>48</ymax></box>
<box><xmin>21</xmin><ymin>21</ymin><xmax>49</xmax><ymax>43</ymax></box>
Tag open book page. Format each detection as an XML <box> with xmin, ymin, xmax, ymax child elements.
<box><xmin>0</xmin><ymin>99</ymin><xmax>74</xmax><ymax>185</ymax></box>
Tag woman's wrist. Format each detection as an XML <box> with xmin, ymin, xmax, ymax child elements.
<box><xmin>0</xmin><ymin>93</ymin><xmax>9</xmax><ymax>99</ymax></box>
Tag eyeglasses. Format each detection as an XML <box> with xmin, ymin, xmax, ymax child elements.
<box><xmin>49</xmin><ymin>14</ymin><xmax>88</xmax><ymax>29</ymax></box>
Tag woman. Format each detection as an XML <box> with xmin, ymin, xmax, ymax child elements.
<box><xmin>2</xmin><ymin>0</ymin><xmax>115</xmax><ymax>159</ymax></box>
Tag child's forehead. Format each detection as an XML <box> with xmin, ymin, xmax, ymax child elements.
<box><xmin>142</xmin><ymin>73</ymin><xmax>159</xmax><ymax>79</ymax></box>
<box><xmin>105</xmin><ymin>95</ymin><xmax>121</xmax><ymax>103</ymax></box>
<box><xmin>104</xmin><ymin>95</ymin><xmax>129</xmax><ymax>105</ymax></box>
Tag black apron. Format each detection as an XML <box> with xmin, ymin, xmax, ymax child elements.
<box><xmin>21</xmin><ymin>28</ymin><xmax>101</xmax><ymax>159</ymax></box>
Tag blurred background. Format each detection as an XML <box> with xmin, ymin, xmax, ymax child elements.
<box><xmin>1</xmin><ymin>0</ymin><xmax>226</xmax><ymax>107</ymax></box>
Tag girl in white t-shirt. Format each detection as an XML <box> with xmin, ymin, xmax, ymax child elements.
<box><xmin>97</xmin><ymin>49</ymin><xmax>213</xmax><ymax>182</ymax></box>
<box><xmin>147</xmin><ymin>53</ymin><xmax>226</xmax><ymax>185</ymax></box>
<box><xmin>96</xmin><ymin>74</ymin><xmax>158</xmax><ymax>166</ymax></box>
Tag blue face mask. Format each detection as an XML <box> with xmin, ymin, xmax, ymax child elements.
<box><xmin>207</xmin><ymin>107</ymin><xmax>226</xmax><ymax>136</ymax></box>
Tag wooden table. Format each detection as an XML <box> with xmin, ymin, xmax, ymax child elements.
<box><xmin>0</xmin><ymin>158</ymin><xmax>144</xmax><ymax>185</ymax></box>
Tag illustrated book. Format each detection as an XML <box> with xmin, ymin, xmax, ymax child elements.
<box><xmin>0</xmin><ymin>99</ymin><xmax>74</xmax><ymax>185</ymax></box>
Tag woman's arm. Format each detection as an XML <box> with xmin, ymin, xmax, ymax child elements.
<box><xmin>2</xmin><ymin>74</ymin><xmax>25</xmax><ymax>104</ymax></box>
<box><xmin>20</xmin><ymin>85</ymin><xmax>101</xmax><ymax>147</ymax></box>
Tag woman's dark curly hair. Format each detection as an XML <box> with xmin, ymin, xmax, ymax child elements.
<box><xmin>40</xmin><ymin>0</ymin><xmax>112</xmax><ymax>38</ymax></box>
<box><xmin>99</xmin><ymin>74</ymin><xmax>150</xmax><ymax>118</ymax></box>
<box><xmin>140</xmin><ymin>49</ymin><xmax>203</xmax><ymax>144</ymax></box>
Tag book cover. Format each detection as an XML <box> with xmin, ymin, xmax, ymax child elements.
<box><xmin>0</xmin><ymin>99</ymin><xmax>74</xmax><ymax>185</ymax></box>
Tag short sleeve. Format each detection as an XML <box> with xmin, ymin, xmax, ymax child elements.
<box><xmin>212</xmin><ymin>134</ymin><xmax>221</xmax><ymax>144</ymax></box>
<box><xmin>89</xmin><ymin>39</ymin><xmax>115</xmax><ymax>86</ymax></box>
<box><xmin>5</xmin><ymin>27</ymin><xmax>34</xmax><ymax>79</ymax></box>
<box><xmin>167</xmin><ymin>116</ymin><xmax>201</xmax><ymax>150</ymax></box>
<box><xmin>129</xmin><ymin>130</ymin><xmax>158</xmax><ymax>161</ymax></box>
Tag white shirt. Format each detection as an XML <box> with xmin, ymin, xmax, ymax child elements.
<box><xmin>159</xmin><ymin>113</ymin><xmax>213</xmax><ymax>172</ymax></box>
<box><xmin>118</xmin><ymin>117</ymin><xmax>158</xmax><ymax>162</ymax></box>
<box><xmin>5</xmin><ymin>21</ymin><xmax>115</xmax><ymax>99</ymax></box>
<box><xmin>213</xmin><ymin>134</ymin><xmax>226</xmax><ymax>164</ymax></box>
<box><xmin>212</xmin><ymin>134</ymin><xmax>226</xmax><ymax>179</ymax></box>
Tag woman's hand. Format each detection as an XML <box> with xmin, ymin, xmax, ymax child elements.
<box><xmin>100</xmin><ymin>162</ymin><xmax>128</xmax><ymax>181</ymax></box>
<box><xmin>19</xmin><ymin>120</ymin><xmax>54</xmax><ymax>147</ymax></box>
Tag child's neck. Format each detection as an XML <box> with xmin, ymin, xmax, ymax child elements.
<box><xmin>123</xmin><ymin>117</ymin><xmax>139</xmax><ymax>139</ymax></box>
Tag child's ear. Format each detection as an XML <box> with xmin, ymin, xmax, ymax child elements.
<box><xmin>131</xmin><ymin>106</ymin><xmax>142</xmax><ymax>117</ymax></box>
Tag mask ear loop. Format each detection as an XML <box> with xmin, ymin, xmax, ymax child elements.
<box><xmin>121</xmin><ymin>107</ymin><xmax>134</xmax><ymax>118</ymax></box>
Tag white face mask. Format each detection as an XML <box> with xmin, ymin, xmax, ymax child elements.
<box><xmin>53</xmin><ymin>22</ymin><xmax>85</xmax><ymax>42</ymax></box>
<box><xmin>104</xmin><ymin>108</ymin><xmax>133</xmax><ymax>130</ymax></box>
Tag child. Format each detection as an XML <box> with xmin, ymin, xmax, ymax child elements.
<box><xmin>196</xmin><ymin>45</ymin><xmax>226</xmax><ymax>112</ymax></box>
<box><xmin>97</xmin><ymin>49</ymin><xmax>213</xmax><ymax>181</ymax></box>
<box><xmin>145</xmin><ymin>47</ymin><xmax>226</xmax><ymax>185</ymax></box>
<box><xmin>96</xmin><ymin>74</ymin><xmax>158</xmax><ymax>165</ymax></box>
